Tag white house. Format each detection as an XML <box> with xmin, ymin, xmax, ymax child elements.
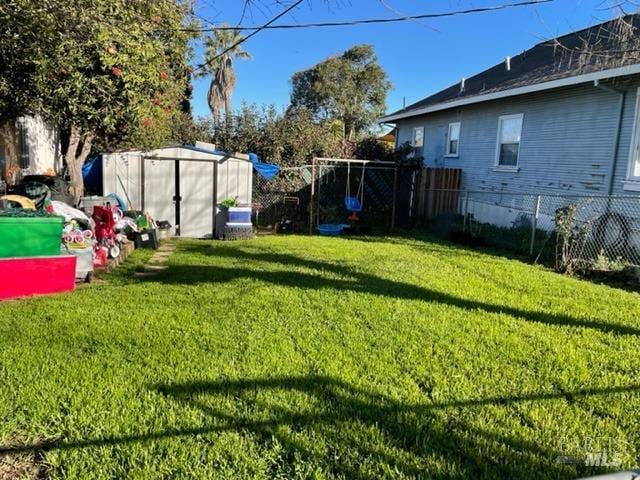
<box><xmin>0</xmin><ymin>115</ymin><xmax>62</xmax><ymax>186</ymax></box>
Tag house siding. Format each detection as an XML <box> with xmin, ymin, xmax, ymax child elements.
<box><xmin>19</xmin><ymin>115</ymin><xmax>61</xmax><ymax>175</ymax></box>
<box><xmin>395</xmin><ymin>80</ymin><xmax>640</xmax><ymax>197</ymax></box>
<box><xmin>1</xmin><ymin>115</ymin><xmax>61</xmax><ymax>185</ymax></box>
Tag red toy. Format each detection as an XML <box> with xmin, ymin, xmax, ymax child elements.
<box><xmin>93</xmin><ymin>246</ymin><xmax>108</xmax><ymax>268</ymax></box>
<box><xmin>92</xmin><ymin>205</ymin><xmax>121</xmax><ymax>258</ymax></box>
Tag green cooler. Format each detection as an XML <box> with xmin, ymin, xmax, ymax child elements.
<box><xmin>0</xmin><ymin>217</ymin><xmax>64</xmax><ymax>258</ymax></box>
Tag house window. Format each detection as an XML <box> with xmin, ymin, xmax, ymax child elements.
<box><xmin>0</xmin><ymin>136</ymin><xmax>5</xmax><ymax>181</ymax></box>
<box><xmin>411</xmin><ymin>126</ymin><xmax>424</xmax><ymax>148</ymax></box>
<box><xmin>495</xmin><ymin>114</ymin><xmax>523</xmax><ymax>169</ymax></box>
<box><xmin>446</xmin><ymin>122</ymin><xmax>460</xmax><ymax>157</ymax></box>
<box><xmin>625</xmin><ymin>88</ymin><xmax>640</xmax><ymax>189</ymax></box>
<box><xmin>17</xmin><ymin>119</ymin><xmax>29</xmax><ymax>169</ymax></box>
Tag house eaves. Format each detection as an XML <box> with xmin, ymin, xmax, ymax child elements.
<box><xmin>379</xmin><ymin>63</ymin><xmax>640</xmax><ymax>123</ymax></box>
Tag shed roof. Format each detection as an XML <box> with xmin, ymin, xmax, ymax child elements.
<box><xmin>141</xmin><ymin>145</ymin><xmax>250</xmax><ymax>163</ymax></box>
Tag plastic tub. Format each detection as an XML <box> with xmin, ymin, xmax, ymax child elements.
<box><xmin>228</xmin><ymin>207</ymin><xmax>252</xmax><ymax>223</ymax></box>
<box><xmin>0</xmin><ymin>255</ymin><xmax>76</xmax><ymax>300</ymax></box>
<box><xmin>225</xmin><ymin>222</ymin><xmax>253</xmax><ymax>227</ymax></box>
<box><xmin>0</xmin><ymin>216</ymin><xmax>64</xmax><ymax>258</ymax></box>
<box><xmin>79</xmin><ymin>196</ymin><xmax>112</xmax><ymax>212</ymax></box>
<box><xmin>62</xmin><ymin>245</ymin><xmax>94</xmax><ymax>282</ymax></box>
<box><xmin>317</xmin><ymin>224</ymin><xmax>344</xmax><ymax>236</ymax></box>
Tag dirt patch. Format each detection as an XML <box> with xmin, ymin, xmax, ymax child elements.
<box><xmin>0</xmin><ymin>439</ymin><xmax>48</xmax><ymax>480</ymax></box>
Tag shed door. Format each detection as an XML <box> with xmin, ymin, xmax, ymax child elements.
<box><xmin>179</xmin><ymin>160</ymin><xmax>215</xmax><ymax>238</ymax></box>
<box><xmin>144</xmin><ymin>159</ymin><xmax>176</xmax><ymax>234</ymax></box>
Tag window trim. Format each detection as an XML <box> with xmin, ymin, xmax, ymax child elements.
<box><xmin>411</xmin><ymin>126</ymin><xmax>424</xmax><ymax>148</ymax></box>
<box><xmin>624</xmin><ymin>87</ymin><xmax>640</xmax><ymax>190</ymax></box>
<box><xmin>0</xmin><ymin>134</ymin><xmax>5</xmax><ymax>181</ymax></box>
<box><xmin>494</xmin><ymin>113</ymin><xmax>523</xmax><ymax>172</ymax></box>
<box><xmin>445</xmin><ymin>122</ymin><xmax>461</xmax><ymax>158</ymax></box>
<box><xmin>17</xmin><ymin>118</ymin><xmax>30</xmax><ymax>170</ymax></box>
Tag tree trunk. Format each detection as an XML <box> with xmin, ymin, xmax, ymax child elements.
<box><xmin>0</xmin><ymin>122</ymin><xmax>20</xmax><ymax>185</ymax></box>
<box><xmin>65</xmin><ymin>125</ymin><xmax>94</xmax><ymax>205</ymax></box>
<box><xmin>224</xmin><ymin>92</ymin><xmax>232</xmax><ymax>146</ymax></box>
<box><xmin>207</xmin><ymin>81</ymin><xmax>220</xmax><ymax>125</ymax></box>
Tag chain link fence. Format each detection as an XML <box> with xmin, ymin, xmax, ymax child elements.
<box><xmin>421</xmin><ymin>189</ymin><xmax>640</xmax><ymax>270</ymax></box>
<box><xmin>252</xmin><ymin>166</ymin><xmax>313</xmax><ymax>233</ymax></box>
<box><xmin>252</xmin><ymin>164</ymin><xmax>420</xmax><ymax>233</ymax></box>
<box><xmin>253</xmin><ymin>167</ymin><xmax>640</xmax><ymax>271</ymax></box>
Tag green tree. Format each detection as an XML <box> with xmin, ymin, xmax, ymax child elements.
<box><xmin>169</xmin><ymin>114</ymin><xmax>215</xmax><ymax>146</ymax></box>
<box><xmin>211</xmin><ymin>103</ymin><xmax>342</xmax><ymax>168</ymax></box>
<box><xmin>353</xmin><ymin>135</ymin><xmax>393</xmax><ymax>161</ymax></box>
<box><xmin>290</xmin><ymin>44</ymin><xmax>391</xmax><ymax>143</ymax></box>
<box><xmin>199</xmin><ymin>26</ymin><xmax>252</xmax><ymax>128</ymax></box>
<box><xmin>0</xmin><ymin>0</ymin><xmax>193</xmax><ymax>201</ymax></box>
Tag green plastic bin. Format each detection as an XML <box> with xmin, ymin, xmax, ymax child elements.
<box><xmin>0</xmin><ymin>217</ymin><xmax>64</xmax><ymax>258</ymax></box>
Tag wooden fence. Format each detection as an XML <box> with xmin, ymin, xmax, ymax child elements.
<box><xmin>415</xmin><ymin>168</ymin><xmax>462</xmax><ymax>219</ymax></box>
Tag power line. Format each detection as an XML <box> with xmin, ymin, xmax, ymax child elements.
<box><xmin>185</xmin><ymin>0</ymin><xmax>552</xmax><ymax>32</ymax></box>
<box><xmin>194</xmin><ymin>0</ymin><xmax>304</xmax><ymax>73</ymax></box>
<box><xmin>192</xmin><ymin>10</ymin><xmax>220</xmax><ymax>30</ymax></box>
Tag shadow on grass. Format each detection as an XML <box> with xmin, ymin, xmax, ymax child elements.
<box><xmin>154</xmin><ymin>242</ymin><xmax>640</xmax><ymax>337</ymax></box>
<box><xmin>1</xmin><ymin>376</ymin><xmax>638</xmax><ymax>478</ymax></box>
<box><xmin>343</xmin><ymin>230</ymin><xmax>535</xmax><ymax>261</ymax></box>
<box><xmin>354</xmin><ymin>232</ymin><xmax>640</xmax><ymax>294</ymax></box>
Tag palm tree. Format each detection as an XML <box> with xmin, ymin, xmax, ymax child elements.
<box><xmin>201</xmin><ymin>26</ymin><xmax>251</xmax><ymax>129</ymax></box>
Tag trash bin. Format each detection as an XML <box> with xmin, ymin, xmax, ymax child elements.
<box><xmin>131</xmin><ymin>229</ymin><xmax>159</xmax><ymax>249</ymax></box>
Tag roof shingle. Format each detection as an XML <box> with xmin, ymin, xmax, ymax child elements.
<box><xmin>384</xmin><ymin>14</ymin><xmax>640</xmax><ymax>119</ymax></box>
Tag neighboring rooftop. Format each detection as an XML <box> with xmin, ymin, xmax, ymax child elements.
<box><xmin>380</xmin><ymin>13</ymin><xmax>640</xmax><ymax>122</ymax></box>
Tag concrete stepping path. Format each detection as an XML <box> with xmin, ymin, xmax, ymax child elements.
<box><xmin>134</xmin><ymin>241</ymin><xmax>176</xmax><ymax>278</ymax></box>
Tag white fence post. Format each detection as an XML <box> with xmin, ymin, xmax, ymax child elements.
<box><xmin>530</xmin><ymin>194</ymin><xmax>541</xmax><ymax>256</ymax></box>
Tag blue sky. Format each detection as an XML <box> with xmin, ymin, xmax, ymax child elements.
<box><xmin>190</xmin><ymin>0</ymin><xmax>625</xmax><ymax>118</ymax></box>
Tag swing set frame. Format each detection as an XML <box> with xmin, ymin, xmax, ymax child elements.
<box><xmin>309</xmin><ymin>157</ymin><xmax>399</xmax><ymax>234</ymax></box>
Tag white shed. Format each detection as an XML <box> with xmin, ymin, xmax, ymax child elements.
<box><xmin>101</xmin><ymin>145</ymin><xmax>253</xmax><ymax>238</ymax></box>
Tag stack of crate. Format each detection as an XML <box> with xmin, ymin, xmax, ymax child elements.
<box><xmin>0</xmin><ymin>215</ymin><xmax>76</xmax><ymax>300</ymax></box>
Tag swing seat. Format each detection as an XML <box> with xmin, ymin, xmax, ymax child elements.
<box><xmin>344</xmin><ymin>196</ymin><xmax>363</xmax><ymax>213</ymax></box>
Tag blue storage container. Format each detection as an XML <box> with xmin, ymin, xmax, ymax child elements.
<box><xmin>228</xmin><ymin>207</ymin><xmax>252</xmax><ymax>223</ymax></box>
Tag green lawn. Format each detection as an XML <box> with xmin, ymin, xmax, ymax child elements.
<box><xmin>1</xmin><ymin>234</ymin><xmax>639</xmax><ymax>479</ymax></box>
